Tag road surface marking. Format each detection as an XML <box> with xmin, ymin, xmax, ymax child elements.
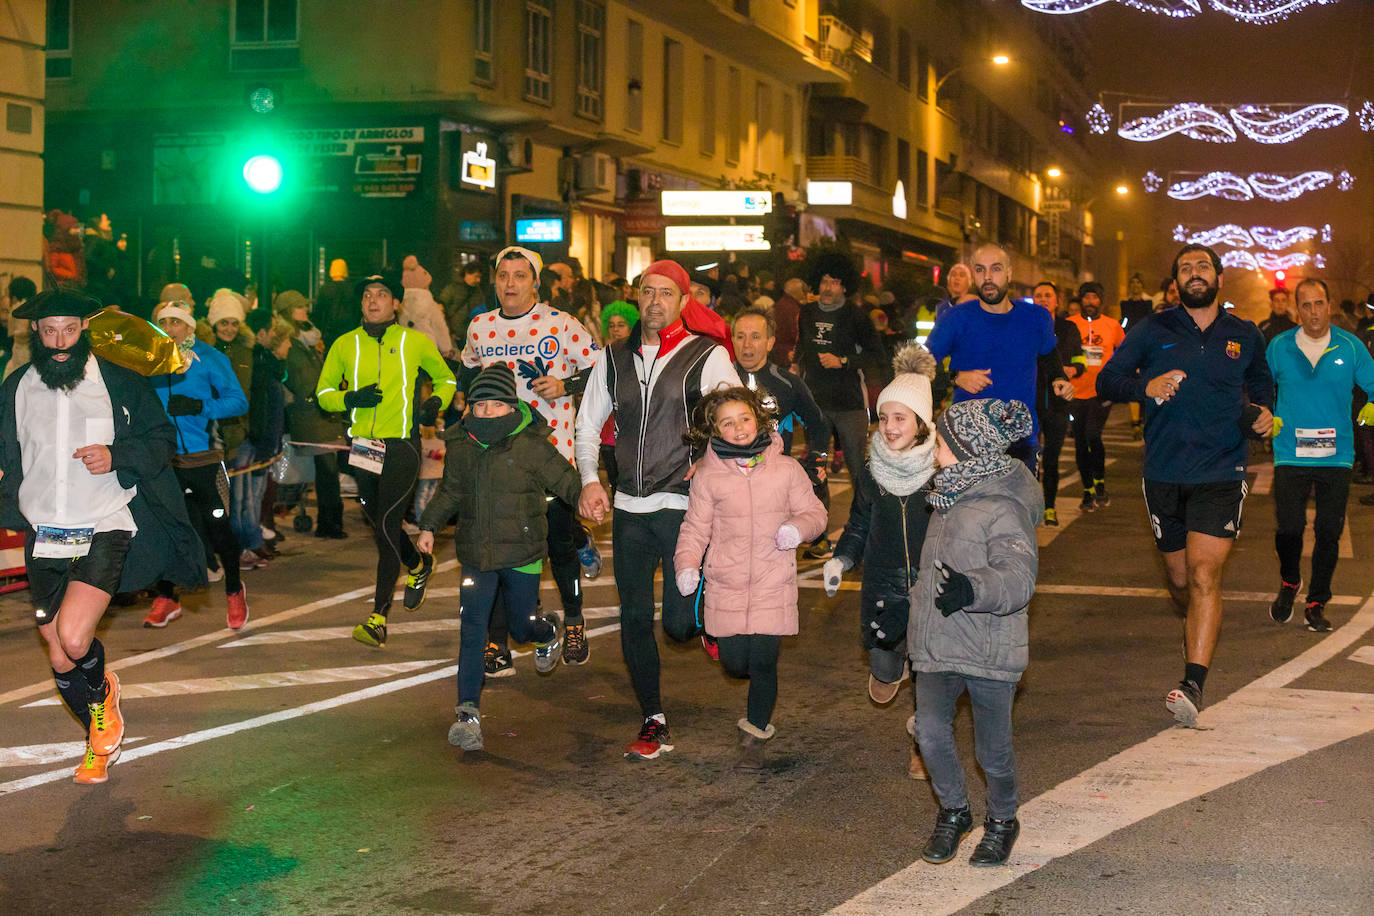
<box><xmin>0</xmin><ymin>560</ymin><xmax>458</xmax><ymax>709</ymax></box>
<box><xmin>0</xmin><ymin>622</ymin><xmax>621</xmax><ymax>797</ymax></box>
<box><xmin>1350</xmin><ymin>646</ymin><xmax>1374</xmax><ymax>665</ymax></box>
<box><xmin>0</xmin><ymin>737</ymin><xmax>145</xmax><ymax>768</ymax></box>
<box><xmin>1250</xmin><ymin>461</ymin><xmax>1274</xmax><ymax>495</ymax></box>
<box><xmin>831</xmin><ymin>593</ymin><xmax>1374</xmax><ymax>915</ymax></box>
<box><xmin>797</xmin><ymin>581</ymin><xmax>1365</xmax><ymax>605</ymax></box>
<box><xmin>219</xmin><ymin>606</ymin><xmax>624</xmax><ymax>648</ymax></box>
<box><xmin>21</xmin><ymin>660</ymin><xmax>451</xmax><ymax>706</ymax></box>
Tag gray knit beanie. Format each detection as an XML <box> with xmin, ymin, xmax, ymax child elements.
<box><xmin>936</xmin><ymin>398</ymin><xmax>1032</xmax><ymax>461</ymax></box>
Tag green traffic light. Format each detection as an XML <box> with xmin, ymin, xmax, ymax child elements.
<box><xmin>243</xmin><ymin>154</ymin><xmax>283</xmax><ymax>194</ymax></box>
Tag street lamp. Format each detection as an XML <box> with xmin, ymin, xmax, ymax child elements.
<box><xmin>1046</xmin><ymin>167</ymin><xmax>1063</xmax><ymax>178</ymax></box>
<box><xmin>1115</xmin><ymin>183</ymin><xmax>1130</xmax><ymax>196</ymax></box>
<box><xmin>243</xmin><ymin>154</ymin><xmax>283</xmax><ymax>195</ymax></box>
<box><xmin>933</xmin><ymin>53</ymin><xmax>1012</xmax><ymax>101</ymax></box>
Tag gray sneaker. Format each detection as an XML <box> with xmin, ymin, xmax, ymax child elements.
<box><xmin>534</xmin><ymin>614</ymin><xmax>562</xmax><ymax>674</ymax></box>
<box><xmin>448</xmin><ymin>704</ymin><xmax>483</xmax><ymax>751</ymax></box>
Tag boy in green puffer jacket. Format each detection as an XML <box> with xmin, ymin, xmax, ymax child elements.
<box><xmin>416</xmin><ymin>364</ymin><xmax>584</xmax><ymax>753</ymax></box>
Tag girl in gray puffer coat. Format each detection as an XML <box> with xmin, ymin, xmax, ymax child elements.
<box><xmin>909</xmin><ymin>398</ymin><xmax>1042</xmax><ymax>870</ymax></box>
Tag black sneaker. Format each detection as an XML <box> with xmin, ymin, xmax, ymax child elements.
<box><xmin>625</xmin><ymin>717</ymin><xmax>673</xmax><ymax>760</ymax></box>
<box><xmin>1165</xmin><ymin>679</ymin><xmax>1203</xmax><ymax>727</ymax></box>
<box><xmin>1270</xmin><ymin>580</ymin><xmax>1300</xmax><ymax>624</ymax></box>
<box><xmin>483</xmin><ymin>641</ymin><xmax>516</xmax><ymax>678</ymax></box>
<box><xmin>1304</xmin><ymin>601</ymin><xmax>1332</xmax><ymax>633</ymax></box>
<box><xmin>562</xmin><ymin>618</ymin><xmax>590</xmax><ymax>665</ymax></box>
<box><xmin>922</xmin><ymin>806</ymin><xmax>974</xmax><ymax>864</ymax></box>
<box><xmin>1093</xmin><ymin>481</ymin><xmax>1110</xmax><ymax>507</ymax></box>
<box><xmin>970</xmin><ymin>816</ymin><xmax>1020</xmax><ymax>867</ymax></box>
<box><xmin>1079</xmin><ymin>490</ymin><xmax>1096</xmax><ymax>513</ymax></box>
<box><xmin>403</xmin><ymin>553</ymin><xmax>435</xmax><ymax>611</ymax></box>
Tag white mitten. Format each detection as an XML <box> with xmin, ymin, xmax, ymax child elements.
<box><xmin>676</xmin><ymin>568</ymin><xmax>701</xmax><ymax>596</ymax></box>
<box><xmin>774</xmin><ymin>524</ymin><xmax>802</xmax><ymax>550</ymax></box>
<box><xmin>823</xmin><ymin>556</ymin><xmax>851</xmax><ymax>597</ymax></box>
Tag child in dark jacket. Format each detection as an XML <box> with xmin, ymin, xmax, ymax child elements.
<box><xmin>416</xmin><ymin>364</ymin><xmax>582</xmax><ymax>753</ymax></box>
<box><xmin>910</xmin><ymin>397</ymin><xmax>1041</xmax><ymax>869</ymax></box>
<box><xmin>824</xmin><ymin>343</ymin><xmax>938</xmax><ymax>779</ymax></box>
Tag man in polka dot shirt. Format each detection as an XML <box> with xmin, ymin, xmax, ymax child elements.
<box><xmin>460</xmin><ymin>246</ymin><xmax>601</xmax><ymax>665</ymax></box>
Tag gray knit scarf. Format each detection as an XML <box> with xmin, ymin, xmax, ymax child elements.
<box><xmin>927</xmin><ymin>453</ymin><xmax>1017</xmax><ymax>513</ymax></box>
<box><xmin>867</xmin><ymin>431</ymin><xmax>936</xmax><ymax>497</ymax></box>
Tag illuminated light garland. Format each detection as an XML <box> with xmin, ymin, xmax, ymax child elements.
<box><xmin>1256</xmin><ymin>251</ymin><xmax>1312</xmax><ymax>272</ymax></box>
<box><xmin>1247</xmin><ymin>170</ymin><xmax>1336</xmax><ymax>200</ymax></box>
<box><xmin>1162</xmin><ymin>170</ymin><xmax>1348</xmax><ymax>202</ymax></box>
<box><xmin>1187</xmin><ymin>224</ymin><xmax>1256</xmax><ymax>248</ymax></box>
<box><xmin>1087</xmin><ymin>103</ymin><xmax>1112</xmax><ymax>135</ymax></box>
<box><xmin>1360</xmin><ymin>102</ymin><xmax>1374</xmax><ymax>132</ymax></box>
<box><xmin>1250</xmin><ymin>225</ymin><xmax>1321</xmax><ymax>250</ymax></box>
<box><xmin>1168</xmin><ymin>171</ymin><xmax>1254</xmax><ymax>201</ymax></box>
<box><xmin>1229</xmin><ymin>103</ymin><xmax>1348</xmax><ymax>143</ymax></box>
<box><xmin>1220</xmin><ymin>250</ymin><xmax>1259</xmax><ymax>271</ymax></box>
<box><xmin>1337</xmin><ymin>169</ymin><xmax>1355</xmax><ymax>190</ymax></box>
<box><xmin>1021</xmin><ymin>1</ymin><xmax>1340</xmax><ymax>24</ymax></box>
<box><xmin>1119</xmin><ymin>103</ymin><xmax>1236</xmax><ymax>143</ymax></box>
<box><xmin>1142</xmin><ymin>170</ymin><xmax>1163</xmax><ymax>192</ymax></box>
<box><xmin>1314</xmin><ymin>254</ymin><xmax>1327</xmax><ymax>268</ymax></box>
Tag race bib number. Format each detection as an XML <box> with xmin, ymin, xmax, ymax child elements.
<box><xmin>1294</xmin><ymin>427</ymin><xmax>1337</xmax><ymax>459</ymax></box>
<box><xmin>348</xmin><ymin>437</ymin><xmax>387</xmax><ymax>474</ymax></box>
<box><xmin>1083</xmin><ymin>345</ymin><xmax>1104</xmax><ymax>367</ymax></box>
<box><xmin>33</xmin><ymin>525</ymin><xmax>95</xmax><ymax>559</ymax></box>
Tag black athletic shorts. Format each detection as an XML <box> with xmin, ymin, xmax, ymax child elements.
<box><xmin>26</xmin><ymin>529</ymin><xmax>132</xmax><ymax>627</ymax></box>
<box><xmin>1142</xmin><ymin>479</ymin><xmax>1248</xmax><ymax>553</ymax></box>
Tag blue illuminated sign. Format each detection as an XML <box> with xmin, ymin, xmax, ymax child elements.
<box><xmin>515</xmin><ymin>218</ymin><xmax>565</xmax><ymax>243</ymax></box>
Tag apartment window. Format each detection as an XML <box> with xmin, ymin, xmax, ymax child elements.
<box><xmin>897</xmin><ymin>139</ymin><xmax>910</xmax><ymax>200</ymax></box>
<box><xmin>897</xmin><ymin>29</ymin><xmax>911</xmax><ymax>89</ymax></box>
<box><xmin>700</xmin><ymin>56</ymin><xmax>717</xmax><ymax>156</ymax></box>
<box><xmin>916</xmin><ymin>44</ymin><xmax>930</xmax><ymax>100</ymax></box>
<box><xmin>726</xmin><ymin>67</ymin><xmax>741</xmax><ymax>164</ymax></box>
<box><xmin>734</xmin><ymin>0</ymin><xmax>750</xmax><ymax>13</ymax></box>
<box><xmin>473</xmin><ymin>0</ymin><xmax>494</xmax><ymax>85</ymax></box>
<box><xmin>916</xmin><ymin>149</ymin><xmax>929</xmax><ymax>207</ymax></box>
<box><xmin>231</xmin><ymin>0</ymin><xmax>300</xmax><ymax>71</ymax></box>
<box><xmin>576</xmin><ymin>0</ymin><xmax>605</xmax><ymax>119</ymax></box>
<box><xmin>525</xmin><ymin>1</ymin><xmax>553</xmax><ymax>105</ymax></box>
<box><xmin>626</xmin><ymin>19</ymin><xmax>643</xmax><ymax>133</ymax></box>
<box><xmin>754</xmin><ymin>83</ymin><xmax>772</xmax><ymax>171</ymax></box>
<box><xmin>781</xmin><ymin>92</ymin><xmax>794</xmax><ymax>158</ymax></box>
<box><xmin>662</xmin><ymin>39</ymin><xmax>683</xmax><ymax>144</ymax></box>
<box><xmin>6</xmin><ymin>103</ymin><xmax>33</xmax><ymax>134</ymax></box>
<box><xmin>46</xmin><ymin>0</ymin><xmax>72</xmax><ymax>79</ymax></box>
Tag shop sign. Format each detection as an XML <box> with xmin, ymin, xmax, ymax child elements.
<box><xmin>664</xmin><ymin>225</ymin><xmax>770</xmax><ymax>252</ymax></box>
<box><xmin>660</xmin><ymin>190</ymin><xmax>772</xmax><ymax>216</ymax></box>
<box><xmin>806</xmin><ymin>180</ymin><xmax>853</xmax><ymax>205</ymax></box>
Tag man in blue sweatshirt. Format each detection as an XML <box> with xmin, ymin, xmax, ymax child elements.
<box><xmin>1097</xmin><ymin>244</ymin><xmax>1273</xmax><ymax>728</ymax></box>
<box><xmin>1266</xmin><ymin>277</ymin><xmax>1374</xmax><ymax>633</ymax></box>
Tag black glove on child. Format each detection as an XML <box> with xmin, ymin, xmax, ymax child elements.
<box><xmin>868</xmin><ymin>597</ymin><xmax>909</xmax><ymax>647</ymax></box>
<box><xmin>934</xmin><ymin>561</ymin><xmax>974</xmax><ymax>617</ymax></box>
<box><xmin>343</xmin><ymin>383</ymin><xmax>383</xmax><ymax>409</ymax></box>
<box><xmin>165</xmin><ymin>394</ymin><xmax>203</xmax><ymax>417</ymax></box>
<box><xmin>416</xmin><ymin>395</ymin><xmax>443</xmax><ymax>427</ymax></box>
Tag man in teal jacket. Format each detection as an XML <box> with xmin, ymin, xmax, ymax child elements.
<box><xmin>1266</xmin><ymin>277</ymin><xmax>1374</xmax><ymax>632</ymax></box>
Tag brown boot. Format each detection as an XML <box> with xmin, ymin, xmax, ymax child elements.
<box><xmin>735</xmin><ymin>718</ymin><xmax>774</xmax><ymax>770</ymax></box>
<box><xmin>908</xmin><ymin>744</ymin><xmax>929</xmax><ymax>780</ymax></box>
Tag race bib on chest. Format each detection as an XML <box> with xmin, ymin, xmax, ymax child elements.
<box><xmin>348</xmin><ymin>437</ymin><xmax>387</xmax><ymax>473</ymax></box>
<box><xmin>1083</xmin><ymin>345</ymin><xmax>1104</xmax><ymax>367</ymax></box>
<box><xmin>33</xmin><ymin>525</ymin><xmax>95</xmax><ymax>559</ymax></box>
<box><xmin>1294</xmin><ymin>427</ymin><xmax>1337</xmax><ymax>459</ymax></box>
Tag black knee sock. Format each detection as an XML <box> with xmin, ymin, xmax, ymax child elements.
<box><xmin>72</xmin><ymin>639</ymin><xmax>106</xmax><ymax>700</ymax></box>
<box><xmin>52</xmin><ymin>668</ymin><xmax>93</xmax><ymax>729</ymax></box>
<box><xmin>1184</xmin><ymin>662</ymin><xmax>1208</xmax><ymax>691</ymax></box>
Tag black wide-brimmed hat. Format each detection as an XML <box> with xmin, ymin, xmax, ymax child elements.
<box><xmin>12</xmin><ymin>288</ymin><xmax>101</xmax><ymax>321</ymax></box>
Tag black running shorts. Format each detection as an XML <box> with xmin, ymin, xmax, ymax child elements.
<box><xmin>1142</xmin><ymin>479</ymin><xmax>1248</xmax><ymax>553</ymax></box>
<box><xmin>27</xmin><ymin>529</ymin><xmax>132</xmax><ymax>627</ymax></box>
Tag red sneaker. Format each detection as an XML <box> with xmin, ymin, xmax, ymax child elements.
<box><xmin>142</xmin><ymin>597</ymin><xmax>182</xmax><ymax>628</ymax></box>
<box><xmin>227</xmin><ymin>585</ymin><xmax>250</xmax><ymax>630</ymax></box>
<box><xmin>88</xmin><ymin>671</ymin><xmax>124</xmax><ymax>757</ymax></box>
<box><xmin>701</xmin><ymin>634</ymin><xmax>719</xmax><ymax>662</ymax></box>
<box><xmin>625</xmin><ymin>717</ymin><xmax>673</xmax><ymax>760</ymax></box>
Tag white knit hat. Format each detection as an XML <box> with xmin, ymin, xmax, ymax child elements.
<box><xmin>206</xmin><ymin>288</ymin><xmax>247</xmax><ymax>327</ymax></box>
<box><xmin>876</xmin><ymin>373</ymin><xmax>933</xmax><ymax>424</ymax></box>
<box><xmin>154</xmin><ymin>302</ymin><xmax>195</xmax><ymax>330</ymax></box>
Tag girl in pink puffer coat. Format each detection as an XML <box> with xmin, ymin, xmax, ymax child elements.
<box><xmin>674</xmin><ymin>386</ymin><xmax>827</xmax><ymax>769</ymax></box>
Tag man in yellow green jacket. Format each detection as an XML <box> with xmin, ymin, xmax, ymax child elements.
<box><xmin>317</xmin><ymin>273</ymin><xmax>456</xmax><ymax>646</ymax></box>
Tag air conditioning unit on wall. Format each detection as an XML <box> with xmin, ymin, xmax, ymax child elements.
<box><xmin>576</xmin><ymin>153</ymin><xmax>615</xmax><ymax>192</ymax></box>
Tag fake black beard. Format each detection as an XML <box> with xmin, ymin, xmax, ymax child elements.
<box><xmin>31</xmin><ymin>332</ymin><xmax>92</xmax><ymax>391</ymax></box>
<box><xmin>1179</xmin><ymin>280</ymin><xmax>1219</xmax><ymax>311</ymax></box>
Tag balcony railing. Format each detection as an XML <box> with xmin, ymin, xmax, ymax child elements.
<box><xmin>806</xmin><ymin>155</ymin><xmax>873</xmax><ymax>186</ymax></box>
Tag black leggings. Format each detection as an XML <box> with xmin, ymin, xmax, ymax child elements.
<box><xmin>487</xmin><ymin>495</ymin><xmax>585</xmax><ymax>649</ymax></box>
<box><xmin>159</xmin><ymin>462</ymin><xmax>241</xmax><ymax>598</ymax></box>
<box><xmin>1072</xmin><ymin>398</ymin><xmax>1110</xmax><ymax>487</ymax></box>
<box><xmin>355</xmin><ymin>437</ymin><xmax>421</xmax><ymax>616</ymax></box>
<box><xmin>1041</xmin><ymin>403</ymin><xmax>1070</xmax><ymax>510</ymax></box>
<box><xmin>716</xmin><ymin>633</ymin><xmax>781</xmax><ymax>730</ymax></box>
<box><xmin>1274</xmin><ymin>465</ymin><xmax>1350</xmax><ymax>604</ymax></box>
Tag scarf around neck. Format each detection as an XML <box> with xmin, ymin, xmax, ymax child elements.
<box><xmin>709</xmin><ymin>429</ymin><xmax>771</xmax><ymax>461</ymax></box>
<box><xmin>867</xmin><ymin>431</ymin><xmax>936</xmax><ymax>497</ymax></box>
<box><xmin>927</xmin><ymin>453</ymin><xmax>1017</xmax><ymax>512</ymax></box>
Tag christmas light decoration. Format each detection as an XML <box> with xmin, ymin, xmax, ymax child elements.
<box><xmin>1087</xmin><ymin>103</ymin><xmax>1112</xmax><ymax>135</ymax></box>
<box><xmin>1256</xmin><ymin>251</ymin><xmax>1312</xmax><ymax>272</ymax></box>
<box><xmin>1120</xmin><ymin>103</ymin><xmax>1236</xmax><ymax>143</ymax></box>
<box><xmin>1220</xmin><ymin>250</ymin><xmax>1259</xmax><ymax>271</ymax></box>
<box><xmin>1162</xmin><ymin>170</ymin><xmax>1349</xmax><ymax>202</ymax></box>
<box><xmin>1142</xmin><ymin>170</ymin><xmax>1163</xmax><ymax>192</ymax></box>
<box><xmin>1314</xmin><ymin>254</ymin><xmax>1327</xmax><ymax>268</ymax></box>
<box><xmin>1230</xmin><ymin>103</ymin><xmax>1347</xmax><ymax>143</ymax></box>
<box><xmin>1186</xmin><ymin>224</ymin><xmax>1256</xmax><ymax>249</ymax></box>
<box><xmin>1247</xmin><ymin>170</ymin><xmax>1336</xmax><ymax>200</ymax></box>
<box><xmin>1021</xmin><ymin>1</ymin><xmax>1340</xmax><ymax>25</ymax></box>
<box><xmin>1250</xmin><ymin>225</ymin><xmax>1321</xmax><ymax>250</ymax></box>
<box><xmin>1168</xmin><ymin>172</ymin><xmax>1254</xmax><ymax>201</ymax></box>
<box><xmin>1337</xmin><ymin>169</ymin><xmax>1355</xmax><ymax>190</ymax></box>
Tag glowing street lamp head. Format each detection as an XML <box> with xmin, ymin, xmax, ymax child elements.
<box><xmin>243</xmin><ymin>154</ymin><xmax>283</xmax><ymax>194</ymax></box>
<box><xmin>1115</xmin><ymin>184</ymin><xmax>1130</xmax><ymax>196</ymax></box>
<box><xmin>1046</xmin><ymin>167</ymin><xmax>1062</xmax><ymax>178</ymax></box>
<box><xmin>992</xmin><ymin>54</ymin><xmax>1011</xmax><ymax>65</ymax></box>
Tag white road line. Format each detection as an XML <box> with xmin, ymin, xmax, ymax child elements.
<box><xmin>22</xmin><ymin>660</ymin><xmax>451</xmax><ymax>706</ymax></box>
<box><xmin>1350</xmin><ymin>646</ymin><xmax>1374</xmax><ymax>666</ymax></box>
<box><xmin>219</xmin><ymin>606</ymin><xmax>624</xmax><ymax>648</ymax></box>
<box><xmin>0</xmin><ymin>737</ymin><xmax>146</xmax><ymax>768</ymax></box>
<box><xmin>832</xmin><ymin>594</ymin><xmax>1374</xmax><ymax>915</ymax></box>
<box><xmin>1034</xmin><ymin>583</ymin><xmax>1364</xmax><ymax>606</ymax></box>
<box><xmin>0</xmin><ymin>623</ymin><xmax>622</xmax><ymax>797</ymax></box>
<box><xmin>0</xmin><ymin>560</ymin><xmax>458</xmax><ymax>709</ymax></box>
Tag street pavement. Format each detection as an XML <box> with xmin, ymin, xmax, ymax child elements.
<box><xmin>1</xmin><ymin>412</ymin><xmax>1372</xmax><ymax>915</ymax></box>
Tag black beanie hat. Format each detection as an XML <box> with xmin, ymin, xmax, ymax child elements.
<box><xmin>469</xmin><ymin>364</ymin><xmax>520</xmax><ymax>406</ymax></box>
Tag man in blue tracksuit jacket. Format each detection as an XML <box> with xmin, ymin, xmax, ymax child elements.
<box><xmin>1265</xmin><ymin>277</ymin><xmax>1374</xmax><ymax>633</ymax></box>
<box><xmin>1097</xmin><ymin>244</ymin><xmax>1273</xmax><ymax>728</ymax></box>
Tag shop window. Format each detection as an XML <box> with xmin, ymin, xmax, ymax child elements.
<box><xmin>46</xmin><ymin>0</ymin><xmax>72</xmax><ymax>79</ymax></box>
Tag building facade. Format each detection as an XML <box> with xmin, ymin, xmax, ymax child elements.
<box><xmin>1</xmin><ymin>0</ymin><xmax>45</xmax><ymax>291</ymax></box>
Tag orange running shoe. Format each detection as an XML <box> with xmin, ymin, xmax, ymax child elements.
<box><xmin>142</xmin><ymin>597</ymin><xmax>182</xmax><ymax>628</ymax></box>
<box><xmin>227</xmin><ymin>585</ymin><xmax>249</xmax><ymax>630</ymax></box>
<box><xmin>87</xmin><ymin>670</ymin><xmax>124</xmax><ymax>756</ymax></box>
<box><xmin>73</xmin><ymin>744</ymin><xmax>120</xmax><ymax>785</ymax></box>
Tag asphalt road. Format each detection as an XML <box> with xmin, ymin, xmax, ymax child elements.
<box><xmin>2</xmin><ymin>412</ymin><xmax>1372</xmax><ymax>915</ymax></box>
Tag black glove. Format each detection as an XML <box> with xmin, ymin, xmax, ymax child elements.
<box><xmin>343</xmin><ymin>383</ymin><xmax>383</xmax><ymax>409</ymax></box>
<box><xmin>934</xmin><ymin>561</ymin><xmax>974</xmax><ymax>617</ymax></box>
<box><xmin>868</xmin><ymin>597</ymin><xmax>909</xmax><ymax>647</ymax></box>
<box><xmin>416</xmin><ymin>395</ymin><xmax>442</xmax><ymax>427</ymax></box>
<box><xmin>165</xmin><ymin>394</ymin><xmax>203</xmax><ymax>417</ymax></box>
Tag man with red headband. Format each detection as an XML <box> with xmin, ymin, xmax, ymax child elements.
<box><xmin>575</xmin><ymin>259</ymin><xmax>740</xmax><ymax>760</ymax></box>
